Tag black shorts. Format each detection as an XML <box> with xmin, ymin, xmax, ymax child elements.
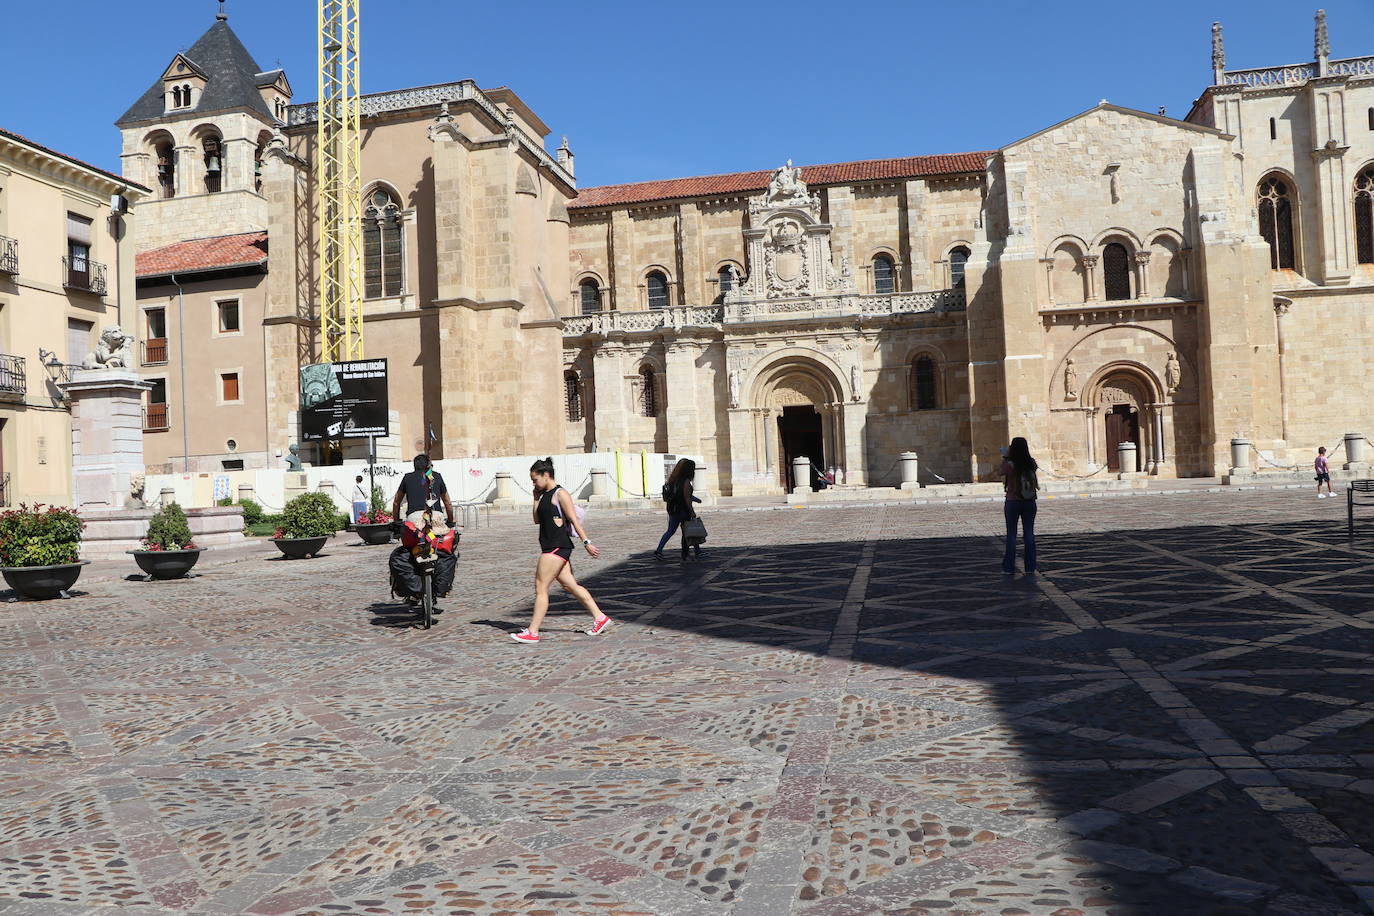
<box><xmin>541</xmin><ymin>546</ymin><xmax>572</xmax><ymax>563</ymax></box>
<box><xmin>1316</xmin><ymin>473</ymin><xmax>1331</xmax><ymax>483</ymax></box>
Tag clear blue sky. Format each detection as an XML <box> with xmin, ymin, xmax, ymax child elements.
<box><xmin>7</xmin><ymin>0</ymin><xmax>1373</xmax><ymax>189</ymax></box>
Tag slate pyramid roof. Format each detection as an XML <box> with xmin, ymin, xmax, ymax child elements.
<box><xmin>116</xmin><ymin>19</ymin><xmax>277</xmax><ymax>127</ymax></box>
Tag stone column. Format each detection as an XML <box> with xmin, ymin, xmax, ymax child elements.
<box><xmin>1040</xmin><ymin>258</ymin><xmax>1056</xmax><ymax>305</ymax></box>
<box><xmin>60</xmin><ymin>369</ymin><xmax>153</xmax><ymax>510</ymax></box>
<box><xmin>841</xmin><ymin>401</ymin><xmax>868</xmax><ymax>488</ymax></box>
<box><xmin>175</xmin><ymin>145</ymin><xmax>196</xmax><ymax>198</ymax></box>
<box><xmin>1081</xmin><ymin>255</ymin><xmax>1100</xmax><ymax>301</ymax></box>
<box><xmin>1133</xmin><ymin>250</ymin><xmax>1152</xmax><ymax>299</ymax></box>
<box><xmin>591</xmin><ymin>343</ymin><xmax>631</xmax><ymax>451</ymax></box>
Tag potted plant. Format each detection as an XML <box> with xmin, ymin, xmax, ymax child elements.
<box><xmin>0</xmin><ymin>504</ymin><xmax>88</xmax><ymax>600</ymax></box>
<box><xmin>129</xmin><ymin>502</ymin><xmax>203</xmax><ymax>580</ymax></box>
<box><xmin>271</xmin><ymin>491</ymin><xmax>339</xmax><ymax>559</ymax></box>
<box><xmin>355</xmin><ymin>485</ymin><xmax>393</xmax><ymax>545</ymax></box>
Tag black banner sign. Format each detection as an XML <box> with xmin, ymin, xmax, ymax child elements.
<box><xmin>299</xmin><ymin>359</ymin><xmax>389</xmax><ymax>441</ymax></box>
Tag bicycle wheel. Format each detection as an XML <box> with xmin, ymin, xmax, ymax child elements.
<box><xmin>421</xmin><ymin>574</ymin><xmax>434</xmax><ymax>630</ymax></box>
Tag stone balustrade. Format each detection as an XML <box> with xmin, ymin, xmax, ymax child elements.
<box><xmin>562</xmin><ymin>289</ymin><xmax>964</xmax><ymax>338</ymax></box>
<box><xmin>1223</xmin><ymin>55</ymin><xmax>1374</xmax><ymax>88</ymax></box>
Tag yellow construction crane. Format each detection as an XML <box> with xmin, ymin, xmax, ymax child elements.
<box><xmin>316</xmin><ymin>0</ymin><xmax>363</xmax><ymax>362</ymax></box>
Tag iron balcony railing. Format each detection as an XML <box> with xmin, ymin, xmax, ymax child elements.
<box><xmin>62</xmin><ymin>257</ymin><xmax>108</xmax><ymax>296</ymax></box>
<box><xmin>142</xmin><ymin>338</ymin><xmax>168</xmax><ymax>365</ymax></box>
<box><xmin>143</xmin><ymin>403</ymin><xmax>170</xmax><ymax>432</ymax></box>
<box><xmin>0</xmin><ymin>355</ymin><xmax>25</xmax><ymax>398</ymax></box>
<box><xmin>0</xmin><ymin>236</ymin><xmax>16</xmax><ymax>274</ymax></box>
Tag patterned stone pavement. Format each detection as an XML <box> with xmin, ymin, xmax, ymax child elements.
<box><xmin>1</xmin><ymin>489</ymin><xmax>1373</xmax><ymax>915</ymax></box>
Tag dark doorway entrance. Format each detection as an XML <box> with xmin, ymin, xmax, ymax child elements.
<box><xmin>1105</xmin><ymin>405</ymin><xmax>1141</xmax><ymax>471</ymax></box>
<box><xmin>778</xmin><ymin>405</ymin><xmax>824</xmax><ymax>490</ymax></box>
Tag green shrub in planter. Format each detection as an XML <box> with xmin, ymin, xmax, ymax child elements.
<box><xmin>370</xmin><ymin>485</ymin><xmax>388</xmax><ymax>517</ymax></box>
<box><xmin>238</xmin><ymin>498</ymin><xmax>265</xmax><ymax>526</ymax></box>
<box><xmin>276</xmin><ymin>492</ymin><xmax>342</xmax><ymax>539</ymax></box>
<box><xmin>143</xmin><ymin>502</ymin><xmax>196</xmax><ymax>551</ymax></box>
<box><xmin>0</xmin><ymin>504</ymin><xmax>84</xmax><ymax>567</ymax></box>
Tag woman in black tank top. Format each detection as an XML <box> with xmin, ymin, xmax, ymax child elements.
<box><xmin>510</xmin><ymin>457</ymin><xmax>611</xmax><ymax>644</ymax></box>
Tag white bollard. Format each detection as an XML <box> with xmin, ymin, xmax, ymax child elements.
<box><xmin>1230</xmin><ymin>437</ymin><xmax>1251</xmax><ymax>471</ymax></box>
<box><xmin>1345</xmin><ymin>432</ymin><xmax>1366</xmax><ymax>470</ymax></box>
<box><xmin>492</xmin><ymin>471</ymin><xmax>519</xmax><ymax>507</ymax></box>
<box><xmin>589</xmin><ymin>467</ymin><xmax>611</xmax><ymax>503</ymax></box>
<box><xmin>159</xmin><ymin>486</ymin><xmax>176</xmax><ymax>507</ymax></box>
<box><xmin>899</xmin><ymin>451</ymin><xmax>920</xmax><ymax>491</ymax></box>
<box><xmin>791</xmin><ymin>455</ymin><xmax>812</xmax><ymax>495</ymax></box>
<box><xmin>1117</xmin><ymin>441</ymin><xmax>1139</xmax><ymax>478</ymax></box>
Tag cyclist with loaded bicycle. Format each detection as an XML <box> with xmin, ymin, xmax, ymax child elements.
<box><xmin>388</xmin><ymin>454</ymin><xmax>458</xmax><ymax>613</ymax></box>
<box><xmin>391</xmin><ymin>454</ymin><xmax>456</xmax><ymax>533</ymax></box>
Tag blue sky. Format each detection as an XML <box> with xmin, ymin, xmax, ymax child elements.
<box><xmin>8</xmin><ymin>0</ymin><xmax>1374</xmax><ymax>189</ymax></box>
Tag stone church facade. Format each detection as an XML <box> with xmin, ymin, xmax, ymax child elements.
<box><xmin>112</xmin><ymin>11</ymin><xmax>1374</xmax><ymax>495</ymax></box>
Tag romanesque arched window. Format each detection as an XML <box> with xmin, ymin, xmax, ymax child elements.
<box><xmin>202</xmin><ymin>134</ymin><xmax>222</xmax><ymax>194</ymax></box>
<box><xmin>640</xmin><ymin>366</ymin><xmax>658</xmax><ymax>417</ymax></box>
<box><xmin>646</xmin><ymin>271</ymin><xmax>669</xmax><ymax>309</ymax></box>
<box><xmin>1269</xmin><ymin>118</ymin><xmax>1277</xmax><ymax>140</ymax></box>
<box><xmin>154</xmin><ymin>138</ymin><xmax>176</xmax><ymax>199</ymax></box>
<box><xmin>363</xmin><ymin>187</ymin><xmax>403</xmax><ymax>298</ymax></box>
<box><xmin>872</xmin><ymin>254</ymin><xmax>895</xmax><ymax>294</ymax></box>
<box><xmin>1356</xmin><ymin>166</ymin><xmax>1374</xmax><ymax>265</ymax></box>
<box><xmin>1103</xmin><ymin>242</ymin><xmax>1131</xmax><ymax>300</ymax></box>
<box><xmin>254</xmin><ymin>133</ymin><xmax>269</xmax><ymax>194</ymax></box>
<box><xmin>911</xmin><ymin>356</ymin><xmax>937</xmax><ymax>410</ymax></box>
<box><xmin>579</xmin><ymin>279</ymin><xmax>602</xmax><ymax>314</ymax></box>
<box><xmin>949</xmin><ymin>246</ymin><xmax>970</xmax><ymax>289</ymax></box>
<box><xmin>564</xmin><ymin>371</ymin><xmax>583</xmax><ymax>421</ymax></box>
<box><xmin>171</xmin><ymin>86</ymin><xmax>183</xmax><ymax>108</ymax></box>
<box><xmin>717</xmin><ymin>265</ymin><xmax>735</xmax><ymax>301</ymax></box>
<box><xmin>1257</xmin><ymin>175</ymin><xmax>1296</xmax><ymax>270</ymax></box>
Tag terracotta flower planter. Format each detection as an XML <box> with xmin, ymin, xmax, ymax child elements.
<box><xmin>1</xmin><ymin>561</ymin><xmax>90</xmax><ymax>600</ymax></box>
<box><xmin>129</xmin><ymin>548</ymin><xmax>205</xmax><ymax>580</ymax></box>
<box><xmin>355</xmin><ymin>523</ymin><xmax>393</xmax><ymax>545</ymax></box>
<box><xmin>271</xmin><ymin>535</ymin><xmax>329</xmax><ymax>559</ymax></box>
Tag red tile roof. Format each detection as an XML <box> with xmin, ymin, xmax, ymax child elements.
<box><xmin>569</xmin><ymin>152</ymin><xmax>994</xmax><ymax>210</ymax></box>
<box><xmin>136</xmin><ymin>231</ymin><xmax>268</xmax><ymax>278</ymax></box>
<box><xmin>0</xmin><ymin>126</ymin><xmax>149</xmax><ymax>192</ymax></box>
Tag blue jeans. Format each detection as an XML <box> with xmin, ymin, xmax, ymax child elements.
<box><xmin>1003</xmin><ymin>499</ymin><xmax>1037</xmax><ymax>573</ymax></box>
<box><xmin>656</xmin><ymin>512</ymin><xmax>693</xmax><ymax>554</ymax></box>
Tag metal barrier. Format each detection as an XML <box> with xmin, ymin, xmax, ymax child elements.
<box><xmin>457</xmin><ymin>502</ymin><xmax>491</xmax><ymax>529</ymax></box>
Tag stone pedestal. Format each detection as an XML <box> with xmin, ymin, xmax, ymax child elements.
<box><xmin>60</xmin><ymin>369</ymin><xmax>153</xmax><ymax>511</ymax></box>
<box><xmin>238</xmin><ymin>483</ymin><xmax>255</xmax><ymax>503</ymax></box>
<box><xmin>284</xmin><ymin>472</ymin><xmax>308</xmax><ymax>504</ymax></box>
<box><xmin>899</xmin><ymin>451</ymin><xmax>921</xmax><ymax>491</ymax></box>
<box><xmin>1227</xmin><ymin>437</ymin><xmax>1255</xmax><ymax>480</ymax></box>
<box><xmin>791</xmin><ymin>456</ymin><xmax>811</xmax><ymax>496</ymax></box>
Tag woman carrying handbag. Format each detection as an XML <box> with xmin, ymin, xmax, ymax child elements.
<box><xmin>656</xmin><ymin>458</ymin><xmax>705</xmax><ymax>561</ymax></box>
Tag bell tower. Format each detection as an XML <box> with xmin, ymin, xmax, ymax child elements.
<box><xmin>114</xmin><ymin>6</ymin><xmax>290</xmax><ymax>251</ymax></box>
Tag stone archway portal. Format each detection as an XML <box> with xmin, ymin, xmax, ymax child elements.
<box><xmin>778</xmin><ymin>405</ymin><xmax>824</xmax><ymax>490</ymax></box>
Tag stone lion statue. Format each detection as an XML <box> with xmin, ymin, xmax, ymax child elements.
<box><xmin>126</xmin><ymin>473</ymin><xmax>146</xmax><ymax>509</ymax></box>
<box><xmin>83</xmin><ymin>326</ymin><xmax>133</xmax><ymax>369</ymax></box>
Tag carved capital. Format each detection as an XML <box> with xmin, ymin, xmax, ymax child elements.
<box><xmin>1133</xmin><ymin>251</ymin><xmax>1152</xmax><ymax>265</ymax></box>
<box><xmin>1081</xmin><ymin>255</ymin><xmax>1100</xmax><ymax>269</ymax></box>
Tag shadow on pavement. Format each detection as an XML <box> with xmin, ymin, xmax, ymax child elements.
<box><xmin>535</xmin><ymin>518</ymin><xmax>1374</xmax><ymax>914</ymax></box>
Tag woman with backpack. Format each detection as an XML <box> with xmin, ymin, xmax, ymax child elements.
<box><xmin>655</xmin><ymin>458</ymin><xmax>702</xmax><ymax>561</ymax></box>
<box><xmin>999</xmin><ymin>437</ymin><xmax>1039</xmax><ymax>575</ymax></box>
<box><xmin>509</xmin><ymin>457</ymin><xmax>611</xmax><ymax>644</ymax></box>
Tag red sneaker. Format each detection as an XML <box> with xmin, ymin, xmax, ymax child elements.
<box><xmin>509</xmin><ymin>629</ymin><xmax>540</xmax><ymax>644</ymax></box>
<box><xmin>585</xmin><ymin>616</ymin><xmax>613</xmax><ymax>636</ymax></box>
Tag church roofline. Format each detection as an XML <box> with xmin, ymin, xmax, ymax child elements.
<box><xmin>569</xmin><ymin>151</ymin><xmax>994</xmax><ymax>211</ymax></box>
<box><xmin>999</xmin><ymin>102</ymin><xmax>1233</xmax><ymax>154</ymax></box>
<box><xmin>483</xmin><ymin>87</ymin><xmax>551</xmax><ymax>138</ymax></box>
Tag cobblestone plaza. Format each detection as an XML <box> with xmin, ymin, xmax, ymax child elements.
<box><xmin>2</xmin><ymin>490</ymin><xmax>1374</xmax><ymax>914</ymax></box>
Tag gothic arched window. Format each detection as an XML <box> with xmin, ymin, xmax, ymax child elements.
<box><xmin>564</xmin><ymin>371</ymin><xmax>583</xmax><ymax>422</ymax></box>
<box><xmin>1103</xmin><ymin>242</ymin><xmax>1132</xmax><ymax>300</ymax></box>
<box><xmin>911</xmin><ymin>356</ymin><xmax>937</xmax><ymax>410</ymax></box>
<box><xmin>640</xmin><ymin>366</ymin><xmax>658</xmax><ymax>417</ymax></box>
<box><xmin>1257</xmin><ymin>175</ymin><xmax>1296</xmax><ymax>270</ymax></box>
<box><xmin>949</xmin><ymin>246</ymin><xmax>970</xmax><ymax>289</ymax></box>
<box><xmin>1356</xmin><ymin>166</ymin><xmax>1374</xmax><ymax>265</ymax></box>
<box><xmin>202</xmin><ymin>135</ymin><xmax>222</xmax><ymax>194</ymax></box>
<box><xmin>646</xmin><ymin>271</ymin><xmax>669</xmax><ymax>309</ymax></box>
<box><xmin>363</xmin><ymin>187</ymin><xmax>403</xmax><ymax>298</ymax></box>
<box><xmin>872</xmin><ymin>254</ymin><xmax>895</xmax><ymax>294</ymax></box>
<box><xmin>579</xmin><ymin>279</ymin><xmax>601</xmax><ymax>314</ymax></box>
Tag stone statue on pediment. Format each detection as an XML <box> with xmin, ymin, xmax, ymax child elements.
<box><xmin>766</xmin><ymin>159</ymin><xmax>809</xmax><ymax>206</ymax></box>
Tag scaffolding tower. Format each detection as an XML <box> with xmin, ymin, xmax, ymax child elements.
<box><xmin>316</xmin><ymin>0</ymin><xmax>363</xmax><ymax>362</ymax></box>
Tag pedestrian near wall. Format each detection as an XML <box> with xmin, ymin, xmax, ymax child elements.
<box><xmin>1315</xmin><ymin>447</ymin><xmax>1333</xmax><ymax>499</ymax></box>
<box><xmin>352</xmin><ymin>475</ymin><xmax>368</xmax><ymax>524</ymax></box>
<box><xmin>999</xmin><ymin>437</ymin><xmax>1039</xmax><ymax>575</ymax></box>
<box><xmin>655</xmin><ymin>458</ymin><xmax>703</xmax><ymax>561</ymax></box>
